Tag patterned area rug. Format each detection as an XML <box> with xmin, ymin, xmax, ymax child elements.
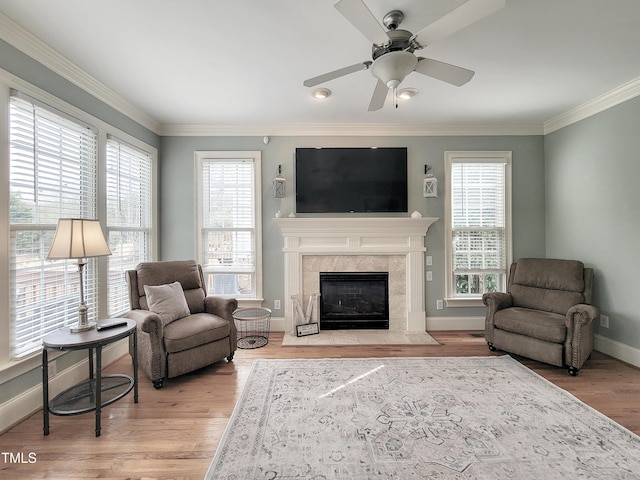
<box><xmin>206</xmin><ymin>356</ymin><xmax>640</xmax><ymax>479</ymax></box>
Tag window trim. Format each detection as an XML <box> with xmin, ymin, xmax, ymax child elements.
<box><xmin>444</xmin><ymin>151</ymin><xmax>513</xmax><ymax>307</ymax></box>
<box><xmin>0</xmin><ymin>70</ymin><xmax>157</xmax><ymax>378</ymax></box>
<box><xmin>104</xmin><ymin>134</ymin><xmax>157</xmax><ymax>317</ymax></box>
<box><xmin>194</xmin><ymin>151</ymin><xmax>263</xmax><ymax>305</ymax></box>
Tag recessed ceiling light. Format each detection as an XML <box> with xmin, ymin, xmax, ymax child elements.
<box><xmin>312</xmin><ymin>88</ymin><xmax>332</xmax><ymax>99</ymax></box>
<box><xmin>398</xmin><ymin>88</ymin><xmax>418</xmax><ymax>100</ymax></box>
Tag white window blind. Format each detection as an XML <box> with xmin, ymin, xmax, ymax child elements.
<box><xmin>446</xmin><ymin>153</ymin><xmax>511</xmax><ymax>301</ymax></box>
<box><xmin>199</xmin><ymin>158</ymin><xmax>256</xmax><ymax>297</ymax></box>
<box><xmin>9</xmin><ymin>92</ymin><xmax>98</xmax><ymax>358</ymax></box>
<box><xmin>106</xmin><ymin>136</ymin><xmax>153</xmax><ymax>315</ymax></box>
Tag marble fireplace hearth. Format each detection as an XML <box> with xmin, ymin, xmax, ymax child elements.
<box><xmin>275</xmin><ymin>217</ymin><xmax>438</xmax><ymax>336</ymax></box>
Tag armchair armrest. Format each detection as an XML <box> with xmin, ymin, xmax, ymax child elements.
<box><xmin>564</xmin><ymin>303</ymin><xmax>598</xmax><ymax>373</ymax></box>
<box><xmin>124</xmin><ymin>309</ymin><xmax>164</xmax><ymax>336</ymax></box>
<box><xmin>124</xmin><ymin>308</ymin><xmax>167</xmax><ymax>383</ymax></box>
<box><xmin>482</xmin><ymin>292</ymin><xmax>513</xmax><ymax>311</ymax></box>
<box><xmin>204</xmin><ymin>296</ymin><xmax>238</xmax><ymax>321</ymax></box>
<box><xmin>565</xmin><ymin>303</ymin><xmax>599</xmax><ymax>328</ymax></box>
<box><xmin>205</xmin><ymin>296</ymin><xmax>239</xmax><ymax>350</ymax></box>
<box><xmin>482</xmin><ymin>292</ymin><xmax>513</xmax><ymax>345</ymax></box>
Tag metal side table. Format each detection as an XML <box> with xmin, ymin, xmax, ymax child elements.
<box><xmin>42</xmin><ymin>318</ymin><xmax>138</xmax><ymax>437</ymax></box>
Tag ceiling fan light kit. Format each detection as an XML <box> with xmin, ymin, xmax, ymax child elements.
<box><xmin>398</xmin><ymin>88</ymin><xmax>418</xmax><ymax>100</ymax></box>
<box><xmin>371</xmin><ymin>51</ymin><xmax>418</xmax><ymax>90</ymax></box>
<box><xmin>303</xmin><ymin>0</ymin><xmax>506</xmax><ymax>111</ymax></box>
<box><xmin>312</xmin><ymin>88</ymin><xmax>332</xmax><ymax>99</ymax></box>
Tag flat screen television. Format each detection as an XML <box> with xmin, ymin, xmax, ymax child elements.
<box><xmin>295</xmin><ymin>147</ymin><xmax>408</xmax><ymax>213</ymax></box>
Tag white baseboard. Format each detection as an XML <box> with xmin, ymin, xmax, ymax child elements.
<box><xmin>270</xmin><ymin>316</ymin><xmax>286</xmax><ymax>332</ymax></box>
<box><xmin>426</xmin><ymin>316</ymin><xmax>485</xmax><ymax>331</ymax></box>
<box><xmin>594</xmin><ymin>334</ymin><xmax>640</xmax><ymax>368</ymax></box>
<box><xmin>0</xmin><ymin>339</ymin><xmax>130</xmax><ymax>434</ymax></box>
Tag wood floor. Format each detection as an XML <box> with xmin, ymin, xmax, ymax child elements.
<box><xmin>1</xmin><ymin>331</ymin><xmax>639</xmax><ymax>479</ymax></box>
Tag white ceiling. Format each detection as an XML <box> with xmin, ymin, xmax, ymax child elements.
<box><xmin>1</xmin><ymin>0</ymin><xmax>640</xmax><ymax>135</ymax></box>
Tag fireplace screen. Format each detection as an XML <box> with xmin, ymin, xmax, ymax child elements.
<box><xmin>319</xmin><ymin>272</ymin><xmax>389</xmax><ymax>330</ymax></box>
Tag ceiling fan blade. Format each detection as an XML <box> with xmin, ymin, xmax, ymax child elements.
<box><xmin>413</xmin><ymin>0</ymin><xmax>505</xmax><ymax>46</ymax></box>
<box><xmin>368</xmin><ymin>79</ymin><xmax>388</xmax><ymax>111</ymax></box>
<box><xmin>415</xmin><ymin>57</ymin><xmax>475</xmax><ymax>86</ymax></box>
<box><xmin>303</xmin><ymin>61</ymin><xmax>371</xmax><ymax>87</ymax></box>
<box><xmin>335</xmin><ymin>0</ymin><xmax>389</xmax><ymax>46</ymax></box>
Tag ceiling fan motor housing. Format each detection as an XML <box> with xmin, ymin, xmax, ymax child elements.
<box><xmin>372</xmin><ymin>29</ymin><xmax>418</xmax><ymax>60</ymax></box>
<box><xmin>383</xmin><ymin>10</ymin><xmax>404</xmax><ymax>30</ymax></box>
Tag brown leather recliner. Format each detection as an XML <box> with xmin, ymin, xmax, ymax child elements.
<box><xmin>125</xmin><ymin>260</ymin><xmax>237</xmax><ymax>388</ymax></box>
<box><xmin>483</xmin><ymin>258</ymin><xmax>598</xmax><ymax>376</ymax></box>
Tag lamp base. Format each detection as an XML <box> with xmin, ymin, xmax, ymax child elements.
<box><xmin>70</xmin><ymin>321</ymin><xmax>97</xmax><ymax>333</ymax></box>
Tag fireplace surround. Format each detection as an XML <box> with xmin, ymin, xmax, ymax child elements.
<box><xmin>275</xmin><ymin>217</ymin><xmax>438</xmax><ymax>335</ymax></box>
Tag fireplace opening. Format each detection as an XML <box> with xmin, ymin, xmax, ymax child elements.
<box><xmin>319</xmin><ymin>272</ymin><xmax>389</xmax><ymax>330</ymax></box>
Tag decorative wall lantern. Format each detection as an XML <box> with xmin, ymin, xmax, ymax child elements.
<box><xmin>423</xmin><ymin>164</ymin><xmax>438</xmax><ymax>198</ymax></box>
<box><xmin>273</xmin><ymin>164</ymin><xmax>286</xmax><ymax>198</ymax></box>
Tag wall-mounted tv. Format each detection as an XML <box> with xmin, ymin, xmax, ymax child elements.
<box><xmin>295</xmin><ymin>147</ymin><xmax>408</xmax><ymax>213</ymax></box>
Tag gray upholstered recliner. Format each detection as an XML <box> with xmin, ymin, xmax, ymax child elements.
<box><xmin>125</xmin><ymin>260</ymin><xmax>237</xmax><ymax>388</ymax></box>
<box><xmin>483</xmin><ymin>258</ymin><xmax>598</xmax><ymax>376</ymax></box>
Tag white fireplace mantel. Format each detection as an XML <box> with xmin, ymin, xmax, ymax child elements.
<box><xmin>274</xmin><ymin>217</ymin><xmax>438</xmax><ymax>333</ymax></box>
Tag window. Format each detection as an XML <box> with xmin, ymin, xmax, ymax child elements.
<box><xmin>195</xmin><ymin>151</ymin><xmax>262</xmax><ymax>301</ymax></box>
<box><xmin>106</xmin><ymin>136</ymin><xmax>154</xmax><ymax>315</ymax></box>
<box><xmin>5</xmin><ymin>86</ymin><xmax>156</xmax><ymax>362</ymax></box>
<box><xmin>444</xmin><ymin>151</ymin><xmax>512</xmax><ymax>306</ymax></box>
<box><xmin>9</xmin><ymin>91</ymin><xmax>98</xmax><ymax>358</ymax></box>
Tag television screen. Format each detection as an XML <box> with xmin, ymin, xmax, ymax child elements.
<box><xmin>295</xmin><ymin>147</ymin><xmax>408</xmax><ymax>213</ymax></box>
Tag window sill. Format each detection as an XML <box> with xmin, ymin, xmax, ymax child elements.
<box><xmin>237</xmin><ymin>298</ymin><xmax>265</xmax><ymax>309</ymax></box>
<box><xmin>444</xmin><ymin>297</ymin><xmax>485</xmax><ymax>308</ymax></box>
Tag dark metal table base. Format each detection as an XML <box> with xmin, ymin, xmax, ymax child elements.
<box><xmin>42</xmin><ymin>319</ymin><xmax>138</xmax><ymax>437</ymax></box>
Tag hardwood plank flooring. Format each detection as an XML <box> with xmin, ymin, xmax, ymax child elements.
<box><xmin>1</xmin><ymin>331</ymin><xmax>639</xmax><ymax>479</ymax></box>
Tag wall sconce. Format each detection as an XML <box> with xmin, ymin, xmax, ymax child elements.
<box><xmin>273</xmin><ymin>165</ymin><xmax>286</xmax><ymax>198</ymax></box>
<box><xmin>423</xmin><ymin>164</ymin><xmax>438</xmax><ymax>198</ymax></box>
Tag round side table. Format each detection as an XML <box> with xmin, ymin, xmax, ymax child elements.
<box><xmin>41</xmin><ymin>319</ymin><xmax>138</xmax><ymax>437</ymax></box>
<box><xmin>233</xmin><ymin>307</ymin><xmax>271</xmax><ymax>349</ymax></box>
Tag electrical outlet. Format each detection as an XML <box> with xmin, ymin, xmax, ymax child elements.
<box><xmin>426</xmin><ymin>255</ymin><xmax>433</xmax><ymax>266</ymax></box>
<box><xmin>48</xmin><ymin>360</ymin><xmax>57</xmax><ymax>378</ymax></box>
<box><xmin>426</xmin><ymin>271</ymin><xmax>433</xmax><ymax>281</ymax></box>
<box><xmin>600</xmin><ymin>314</ymin><xmax>609</xmax><ymax>328</ymax></box>
<box><xmin>274</xmin><ymin>299</ymin><xmax>281</xmax><ymax>310</ymax></box>
<box><xmin>436</xmin><ymin>299</ymin><xmax>444</xmax><ymax>310</ymax></box>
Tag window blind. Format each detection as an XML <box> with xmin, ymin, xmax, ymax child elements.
<box><xmin>106</xmin><ymin>136</ymin><xmax>153</xmax><ymax>315</ymax></box>
<box><xmin>199</xmin><ymin>158</ymin><xmax>256</xmax><ymax>297</ymax></box>
<box><xmin>451</xmin><ymin>161</ymin><xmax>507</xmax><ymax>296</ymax></box>
<box><xmin>9</xmin><ymin>93</ymin><xmax>98</xmax><ymax>358</ymax></box>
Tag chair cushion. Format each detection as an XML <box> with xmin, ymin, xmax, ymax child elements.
<box><xmin>143</xmin><ymin>281</ymin><xmax>190</xmax><ymax>325</ymax></box>
<box><xmin>163</xmin><ymin>313</ymin><xmax>231</xmax><ymax>353</ymax></box>
<box><xmin>510</xmin><ymin>258</ymin><xmax>585</xmax><ymax>314</ymax></box>
<box><xmin>494</xmin><ymin>307</ymin><xmax>567</xmax><ymax>343</ymax></box>
<box><xmin>137</xmin><ymin>260</ymin><xmax>202</xmax><ymax>291</ymax></box>
<box><xmin>135</xmin><ymin>260</ymin><xmax>206</xmax><ymax>314</ymax></box>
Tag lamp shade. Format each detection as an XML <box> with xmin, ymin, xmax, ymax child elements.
<box><xmin>47</xmin><ymin>218</ymin><xmax>112</xmax><ymax>260</ymax></box>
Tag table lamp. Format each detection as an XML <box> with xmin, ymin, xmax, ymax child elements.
<box><xmin>47</xmin><ymin>218</ymin><xmax>112</xmax><ymax>332</ymax></box>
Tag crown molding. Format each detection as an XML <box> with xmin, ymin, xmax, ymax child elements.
<box><xmin>158</xmin><ymin>122</ymin><xmax>544</xmax><ymax>137</ymax></box>
<box><xmin>544</xmin><ymin>76</ymin><xmax>640</xmax><ymax>134</ymax></box>
<box><xmin>0</xmin><ymin>13</ymin><xmax>160</xmax><ymax>134</ymax></box>
<box><xmin>4</xmin><ymin>12</ymin><xmax>639</xmax><ymax>139</ymax></box>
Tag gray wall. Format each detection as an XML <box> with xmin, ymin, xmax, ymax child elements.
<box><xmin>160</xmin><ymin>134</ymin><xmax>546</xmax><ymax>320</ymax></box>
<box><xmin>545</xmin><ymin>96</ymin><xmax>640</xmax><ymax>348</ymax></box>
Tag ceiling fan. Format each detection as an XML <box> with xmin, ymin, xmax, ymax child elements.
<box><xmin>304</xmin><ymin>0</ymin><xmax>506</xmax><ymax>111</ymax></box>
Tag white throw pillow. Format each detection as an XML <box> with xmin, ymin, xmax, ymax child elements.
<box><xmin>143</xmin><ymin>281</ymin><xmax>190</xmax><ymax>325</ymax></box>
